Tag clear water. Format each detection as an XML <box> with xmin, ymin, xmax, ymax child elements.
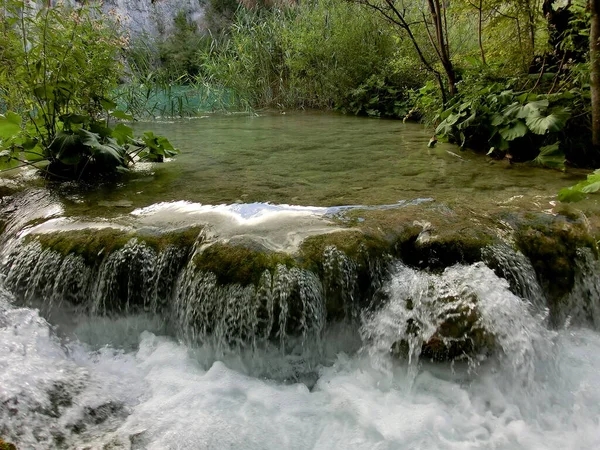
<box><xmin>39</xmin><ymin>111</ymin><xmax>590</xmax><ymax>219</ymax></box>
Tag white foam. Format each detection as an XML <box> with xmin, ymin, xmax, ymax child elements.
<box><xmin>2</xmin><ymin>271</ymin><xmax>600</xmax><ymax>449</ymax></box>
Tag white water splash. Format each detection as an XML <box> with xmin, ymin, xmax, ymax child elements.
<box><xmin>2</xmin><ymin>283</ymin><xmax>599</xmax><ymax>449</ymax></box>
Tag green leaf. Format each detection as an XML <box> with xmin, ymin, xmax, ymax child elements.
<box><xmin>532</xmin><ymin>142</ymin><xmax>565</xmax><ymax>170</ymax></box>
<box><xmin>110</xmin><ymin>110</ymin><xmax>135</xmax><ymax>121</ymax></box>
<box><xmin>49</xmin><ymin>131</ymin><xmax>83</xmax><ymax>165</ymax></box>
<box><xmin>0</xmin><ymin>112</ymin><xmax>22</xmax><ymax>140</ymax></box>
<box><xmin>79</xmin><ymin>129</ymin><xmax>125</xmax><ymax>167</ymax></box>
<box><xmin>558</xmin><ymin>169</ymin><xmax>600</xmax><ymax>202</ymax></box>
<box><xmin>0</xmin><ymin>149</ymin><xmax>20</xmax><ymax>170</ymax></box>
<box><xmin>558</xmin><ymin>186</ymin><xmax>587</xmax><ymax>202</ymax></box>
<box><xmin>33</xmin><ymin>85</ymin><xmax>55</xmax><ymax>101</ymax></box>
<box><xmin>60</xmin><ymin>114</ymin><xmax>88</xmax><ymax>127</ymax></box>
<box><xmin>526</xmin><ymin>107</ymin><xmax>571</xmax><ymax>135</ymax></box>
<box><xmin>499</xmin><ymin>120</ymin><xmax>528</xmax><ymax>141</ymax></box>
<box><xmin>111</xmin><ymin>123</ymin><xmax>134</xmax><ymax>145</ymax></box>
<box><xmin>491</xmin><ymin>113</ymin><xmax>507</xmax><ymax>127</ymax></box>
<box><xmin>99</xmin><ymin>98</ymin><xmax>118</xmax><ymax>112</ymax></box>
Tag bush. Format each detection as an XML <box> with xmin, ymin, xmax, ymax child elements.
<box><xmin>0</xmin><ymin>1</ymin><xmax>177</xmax><ymax>180</ymax></box>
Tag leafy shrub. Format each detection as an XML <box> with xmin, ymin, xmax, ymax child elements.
<box><xmin>200</xmin><ymin>0</ymin><xmax>412</xmax><ymax>112</ymax></box>
<box><xmin>0</xmin><ymin>1</ymin><xmax>177</xmax><ymax>180</ymax></box>
<box><xmin>341</xmin><ymin>74</ymin><xmax>411</xmax><ymax>118</ymax></box>
<box><xmin>157</xmin><ymin>11</ymin><xmax>212</xmax><ymax>82</ymax></box>
<box><xmin>432</xmin><ymin>81</ymin><xmax>581</xmax><ymax>168</ymax></box>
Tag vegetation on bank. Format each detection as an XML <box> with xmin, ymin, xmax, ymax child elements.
<box><xmin>0</xmin><ymin>1</ymin><xmax>178</xmax><ymax>180</ymax></box>
<box><xmin>1</xmin><ymin>0</ymin><xmax>600</xmax><ymax>193</ymax></box>
<box><xmin>124</xmin><ymin>0</ymin><xmax>600</xmax><ymax>182</ymax></box>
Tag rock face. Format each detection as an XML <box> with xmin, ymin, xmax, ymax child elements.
<box><xmin>104</xmin><ymin>0</ymin><xmax>205</xmax><ymax>37</ymax></box>
<box><xmin>48</xmin><ymin>0</ymin><xmax>206</xmax><ymax>37</ymax></box>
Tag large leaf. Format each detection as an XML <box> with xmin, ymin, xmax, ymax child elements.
<box><xmin>0</xmin><ymin>112</ymin><xmax>22</xmax><ymax>140</ymax></box>
<box><xmin>491</xmin><ymin>113</ymin><xmax>508</xmax><ymax>127</ymax></box>
<box><xmin>99</xmin><ymin>98</ymin><xmax>118</xmax><ymax>112</ymax></box>
<box><xmin>79</xmin><ymin>129</ymin><xmax>125</xmax><ymax>167</ymax></box>
<box><xmin>111</xmin><ymin>123</ymin><xmax>134</xmax><ymax>146</ymax></box>
<box><xmin>516</xmin><ymin>99</ymin><xmax>549</xmax><ymax>119</ymax></box>
<box><xmin>0</xmin><ymin>149</ymin><xmax>20</xmax><ymax>170</ymax></box>
<box><xmin>110</xmin><ymin>110</ymin><xmax>134</xmax><ymax>121</ymax></box>
<box><xmin>50</xmin><ymin>131</ymin><xmax>83</xmax><ymax>165</ymax></box>
<box><xmin>499</xmin><ymin>120</ymin><xmax>528</xmax><ymax>141</ymax></box>
<box><xmin>502</xmin><ymin>99</ymin><xmax>549</xmax><ymax>120</ymax></box>
<box><xmin>526</xmin><ymin>107</ymin><xmax>571</xmax><ymax>135</ymax></box>
<box><xmin>558</xmin><ymin>170</ymin><xmax>600</xmax><ymax>202</ymax></box>
<box><xmin>532</xmin><ymin>142</ymin><xmax>565</xmax><ymax>170</ymax></box>
<box><xmin>436</xmin><ymin>112</ymin><xmax>465</xmax><ymax>136</ymax></box>
<box><xmin>33</xmin><ymin>85</ymin><xmax>55</xmax><ymax>101</ymax></box>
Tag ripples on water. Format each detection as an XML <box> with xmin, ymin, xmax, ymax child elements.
<box><xmin>2</xmin><ymin>257</ymin><xmax>600</xmax><ymax>450</ymax></box>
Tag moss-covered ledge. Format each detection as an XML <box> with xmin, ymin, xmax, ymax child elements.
<box><xmin>512</xmin><ymin>211</ymin><xmax>599</xmax><ymax>305</ymax></box>
<box><xmin>27</xmin><ymin>226</ymin><xmax>203</xmax><ymax>266</ymax></box>
<box><xmin>193</xmin><ymin>242</ymin><xmax>296</xmax><ymax>287</ymax></box>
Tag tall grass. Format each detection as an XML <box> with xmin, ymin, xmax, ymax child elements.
<box><xmin>199</xmin><ymin>0</ymin><xmax>421</xmax><ymax>111</ymax></box>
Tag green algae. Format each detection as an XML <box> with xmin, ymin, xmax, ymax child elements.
<box><xmin>193</xmin><ymin>242</ymin><xmax>296</xmax><ymax>286</ymax></box>
<box><xmin>30</xmin><ymin>226</ymin><xmax>202</xmax><ymax>265</ymax></box>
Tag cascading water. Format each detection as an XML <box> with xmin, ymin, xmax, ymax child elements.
<box><xmin>1</xmin><ymin>200</ymin><xmax>600</xmax><ymax>448</ymax></box>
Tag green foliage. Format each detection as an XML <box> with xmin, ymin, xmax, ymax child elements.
<box><xmin>432</xmin><ymin>80</ymin><xmax>579</xmax><ymax>168</ymax></box>
<box><xmin>200</xmin><ymin>0</ymin><xmax>412</xmax><ymax>112</ymax></box>
<box><xmin>340</xmin><ymin>74</ymin><xmax>411</xmax><ymax>118</ymax></box>
<box><xmin>559</xmin><ymin>169</ymin><xmax>600</xmax><ymax>202</ymax></box>
<box><xmin>157</xmin><ymin>11</ymin><xmax>212</xmax><ymax>82</ymax></box>
<box><xmin>0</xmin><ymin>1</ymin><xmax>178</xmax><ymax>180</ymax></box>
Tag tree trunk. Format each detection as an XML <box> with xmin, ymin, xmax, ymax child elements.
<box><xmin>591</xmin><ymin>0</ymin><xmax>600</xmax><ymax>148</ymax></box>
<box><xmin>478</xmin><ymin>0</ymin><xmax>487</xmax><ymax>65</ymax></box>
<box><xmin>426</xmin><ymin>0</ymin><xmax>457</xmax><ymax>97</ymax></box>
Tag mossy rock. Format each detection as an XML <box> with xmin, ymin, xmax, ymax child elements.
<box><xmin>299</xmin><ymin>230</ymin><xmax>391</xmax><ymax>318</ymax></box>
<box><xmin>339</xmin><ymin>204</ymin><xmax>498</xmax><ymax>270</ymax></box>
<box><xmin>397</xmin><ymin>228</ymin><xmax>494</xmax><ymax>271</ymax></box>
<box><xmin>193</xmin><ymin>242</ymin><xmax>296</xmax><ymax>287</ymax></box>
<box><xmin>30</xmin><ymin>226</ymin><xmax>202</xmax><ymax>266</ymax></box>
<box><xmin>0</xmin><ymin>439</ymin><xmax>17</xmax><ymax>450</ymax></box>
<box><xmin>392</xmin><ymin>292</ymin><xmax>495</xmax><ymax>362</ymax></box>
<box><xmin>299</xmin><ymin>230</ymin><xmax>389</xmax><ymax>271</ymax></box>
<box><xmin>514</xmin><ymin>213</ymin><xmax>598</xmax><ymax>304</ymax></box>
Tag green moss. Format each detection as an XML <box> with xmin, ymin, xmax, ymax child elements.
<box><xmin>30</xmin><ymin>226</ymin><xmax>202</xmax><ymax>265</ymax></box>
<box><xmin>299</xmin><ymin>230</ymin><xmax>389</xmax><ymax>271</ymax></box>
<box><xmin>0</xmin><ymin>439</ymin><xmax>17</xmax><ymax>450</ymax></box>
<box><xmin>515</xmin><ymin>215</ymin><xmax>598</xmax><ymax>302</ymax></box>
<box><xmin>193</xmin><ymin>242</ymin><xmax>296</xmax><ymax>286</ymax></box>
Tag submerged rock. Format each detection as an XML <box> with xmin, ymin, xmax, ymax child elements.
<box><xmin>363</xmin><ymin>263</ymin><xmax>510</xmax><ymax>363</ymax></box>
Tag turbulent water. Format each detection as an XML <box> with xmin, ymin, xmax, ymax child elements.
<box><xmin>2</xmin><ymin>252</ymin><xmax>600</xmax><ymax>449</ymax></box>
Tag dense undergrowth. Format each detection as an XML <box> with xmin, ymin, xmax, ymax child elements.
<box><xmin>0</xmin><ymin>1</ymin><xmax>177</xmax><ymax>180</ymax></box>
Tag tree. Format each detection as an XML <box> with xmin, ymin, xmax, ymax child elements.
<box><xmin>591</xmin><ymin>0</ymin><xmax>600</xmax><ymax>148</ymax></box>
<box><xmin>356</xmin><ymin>0</ymin><xmax>456</xmax><ymax>103</ymax></box>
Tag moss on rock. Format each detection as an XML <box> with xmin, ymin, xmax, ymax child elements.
<box><xmin>193</xmin><ymin>242</ymin><xmax>296</xmax><ymax>287</ymax></box>
<box><xmin>0</xmin><ymin>439</ymin><xmax>17</xmax><ymax>450</ymax></box>
<box><xmin>299</xmin><ymin>230</ymin><xmax>389</xmax><ymax>271</ymax></box>
<box><xmin>514</xmin><ymin>213</ymin><xmax>598</xmax><ymax>307</ymax></box>
<box><xmin>30</xmin><ymin>226</ymin><xmax>202</xmax><ymax>266</ymax></box>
